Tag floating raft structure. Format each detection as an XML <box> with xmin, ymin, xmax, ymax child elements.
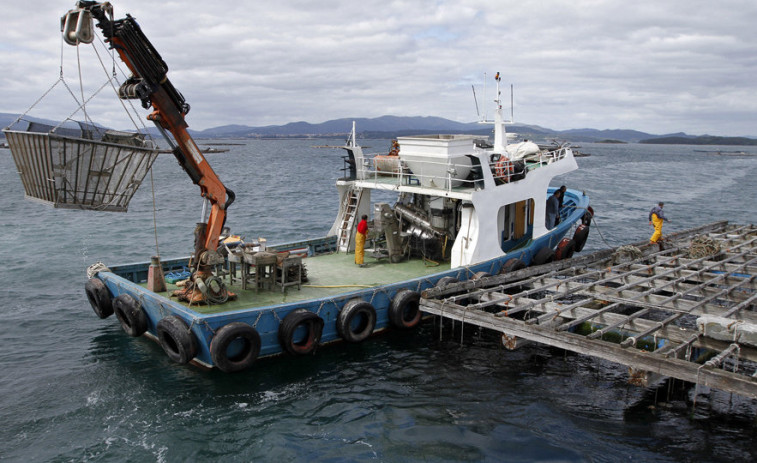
<box><xmin>3</xmin><ymin>120</ymin><xmax>158</xmax><ymax>212</ymax></box>
<box><xmin>421</xmin><ymin>221</ymin><xmax>757</xmax><ymax>399</ymax></box>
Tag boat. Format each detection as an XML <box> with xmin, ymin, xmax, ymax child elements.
<box><xmin>7</xmin><ymin>2</ymin><xmax>592</xmax><ymax>372</ymax></box>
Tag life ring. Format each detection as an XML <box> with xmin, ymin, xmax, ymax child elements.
<box><xmin>582</xmin><ymin>206</ymin><xmax>594</xmax><ymax>226</ymax></box>
<box><xmin>531</xmin><ymin>247</ymin><xmax>555</xmax><ymax>266</ymax></box>
<box><xmin>337</xmin><ymin>299</ymin><xmax>376</xmax><ymax>343</ymax></box>
<box><xmin>85</xmin><ymin>278</ymin><xmax>113</xmax><ymax>319</ymax></box>
<box><xmin>573</xmin><ymin>224</ymin><xmax>590</xmax><ymax>252</ymax></box>
<box><xmin>499</xmin><ymin>258</ymin><xmax>526</xmax><ymax>274</ymax></box>
<box><xmin>554</xmin><ymin>237</ymin><xmax>576</xmax><ymax>260</ymax></box>
<box><xmin>113</xmin><ymin>293</ymin><xmax>147</xmax><ymax>337</ymax></box>
<box><xmin>278</xmin><ymin>308</ymin><xmax>324</xmax><ymax>355</ymax></box>
<box><xmin>389</xmin><ymin>289</ymin><xmax>422</xmax><ymax>329</ymax></box>
<box><xmin>157</xmin><ymin>315</ymin><xmax>198</xmax><ymax>364</ymax></box>
<box><xmin>210</xmin><ymin>322</ymin><xmax>261</xmax><ymax>373</ymax></box>
<box><xmin>495</xmin><ymin>156</ymin><xmax>514</xmax><ymax>181</ymax></box>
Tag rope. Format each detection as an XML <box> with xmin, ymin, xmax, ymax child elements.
<box><xmin>75</xmin><ymin>40</ymin><xmax>93</xmax><ymax>127</ymax></box>
<box><xmin>53</xmin><ymin>80</ymin><xmax>111</xmax><ymax>133</ymax></box>
<box><xmin>91</xmin><ymin>38</ymin><xmax>163</xmax><ymax>258</ymax></box>
<box><xmin>252</xmin><ymin>311</ymin><xmax>264</xmax><ymax>328</ymax></box>
<box><xmin>589</xmin><ymin>215</ymin><xmax>615</xmax><ymax>249</ymax></box>
<box><xmin>688</xmin><ymin>234</ymin><xmax>721</xmax><ymax>259</ymax></box>
<box><xmin>91</xmin><ymin>36</ymin><xmax>157</xmax><ymax>144</ymax></box>
<box><xmin>150</xmin><ymin>168</ymin><xmax>161</xmax><ymax>257</ymax></box>
<box><xmin>612</xmin><ymin>245</ymin><xmax>643</xmax><ymax>263</ymax></box>
<box><xmin>562</xmin><ymin>204</ymin><xmax>617</xmax><ymax>249</ymax></box>
<box><xmin>5</xmin><ymin>78</ymin><xmax>65</xmax><ymax>130</ymax></box>
<box><xmin>86</xmin><ymin>261</ymin><xmax>111</xmax><ymax>278</ymax></box>
<box><xmin>302</xmin><ymin>284</ymin><xmax>375</xmax><ymax>288</ymax></box>
<box><xmin>91</xmin><ymin>39</ymin><xmax>148</xmax><ymax>135</ymax></box>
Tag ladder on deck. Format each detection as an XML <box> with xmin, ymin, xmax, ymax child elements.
<box><xmin>337</xmin><ymin>186</ymin><xmax>363</xmax><ymax>252</ymax></box>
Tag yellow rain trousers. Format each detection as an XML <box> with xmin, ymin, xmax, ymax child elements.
<box><xmin>650</xmin><ymin>213</ymin><xmax>664</xmax><ymax>243</ymax></box>
<box><xmin>355</xmin><ymin>232</ymin><xmax>366</xmax><ymax>265</ymax></box>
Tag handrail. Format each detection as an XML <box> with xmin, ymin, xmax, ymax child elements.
<box><xmin>354</xmin><ymin>146</ymin><xmax>570</xmax><ymax>193</ymax></box>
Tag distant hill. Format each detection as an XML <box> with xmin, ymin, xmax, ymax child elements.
<box><xmin>2</xmin><ymin>111</ymin><xmax>755</xmax><ymax>144</ymax></box>
<box><xmin>556</xmin><ymin>128</ymin><xmax>655</xmax><ymax>143</ymax></box>
<box><xmin>189</xmin><ymin>116</ymin><xmax>488</xmax><ymax>139</ymax></box>
<box><xmin>639</xmin><ymin>135</ymin><xmax>757</xmax><ymax>146</ymax></box>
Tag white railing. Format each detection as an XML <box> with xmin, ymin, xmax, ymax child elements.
<box><xmin>356</xmin><ymin>146</ymin><xmax>570</xmax><ymax>192</ymax></box>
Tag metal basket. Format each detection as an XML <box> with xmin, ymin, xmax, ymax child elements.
<box><xmin>3</xmin><ymin>123</ymin><xmax>159</xmax><ymax>212</ymax></box>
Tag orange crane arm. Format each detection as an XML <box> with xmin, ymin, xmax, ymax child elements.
<box><xmin>82</xmin><ymin>1</ymin><xmax>234</xmax><ymax>258</ymax></box>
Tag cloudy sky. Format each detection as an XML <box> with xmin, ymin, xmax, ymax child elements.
<box><xmin>1</xmin><ymin>0</ymin><xmax>755</xmax><ymax>136</ymax></box>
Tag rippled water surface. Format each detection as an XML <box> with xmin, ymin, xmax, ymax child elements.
<box><xmin>1</xmin><ymin>140</ymin><xmax>756</xmax><ymax>461</ymax></box>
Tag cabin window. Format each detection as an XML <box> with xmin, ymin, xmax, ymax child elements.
<box><xmin>499</xmin><ymin>198</ymin><xmax>534</xmax><ymax>252</ymax></box>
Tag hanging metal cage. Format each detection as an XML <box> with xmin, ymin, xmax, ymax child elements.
<box><xmin>3</xmin><ymin>120</ymin><xmax>159</xmax><ymax>212</ymax></box>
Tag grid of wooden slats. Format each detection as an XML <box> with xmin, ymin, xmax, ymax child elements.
<box><xmin>421</xmin><ymin>221</ymin><xmax>757</xmax><ymax>399</ymax></box>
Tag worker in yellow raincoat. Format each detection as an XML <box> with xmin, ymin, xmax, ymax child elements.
<box><xmin>355</xmin><ymin>214</ymin><xmax>369</xmax><ymax>267</ymax></box>
<box><xmin>648</xmin><ymin>202</ymin><xmax>669</xmax><ymax>244</ymax></box>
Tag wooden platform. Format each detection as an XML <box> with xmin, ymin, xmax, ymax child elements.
<box><xmin>420</xmin><ymin>221</ymin><xmax>757</xmax><ymax>399</ymax></box>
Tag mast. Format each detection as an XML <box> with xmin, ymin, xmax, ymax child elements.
<box><xmin>492</xmin><ymin>72</ymin><xmax>508</xmax><ymax>153</ymax></box>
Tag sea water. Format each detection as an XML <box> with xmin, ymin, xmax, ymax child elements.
<box><xmin>1</xmin><ymin>140</ymin><xmax>756</xmax><ymax>461</ymax></box>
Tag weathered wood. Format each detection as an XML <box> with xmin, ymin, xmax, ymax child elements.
<box><xmin>421</xmin><ymin>222</ymin><xmax>757</xmax><ymax>399</ymax></box>
<box><xmin>423</xmin><ymin>299</ymin><xmax>757</xmax><ymax>399</ymax></box>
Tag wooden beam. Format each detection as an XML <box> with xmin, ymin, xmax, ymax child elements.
<box><xmin>421</xmin><ymin>299</ymin><xmax>757</xmax><ymax>399</ymax></box>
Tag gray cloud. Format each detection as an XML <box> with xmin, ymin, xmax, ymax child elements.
<box><xmin>1</xmin><ymin>0</ymin><xmax>755</xmax><ymax>136</ymax></box>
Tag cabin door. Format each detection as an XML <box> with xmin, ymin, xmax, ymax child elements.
<box><xmin>500</xmin><ymin>199</ymin><xmax>534</xmax><ymax>253</ymax></box>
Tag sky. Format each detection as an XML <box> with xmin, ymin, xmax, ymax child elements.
<box><xmin>1</xmin><ymin>0</ymin><xmax>756</xmax><ymax>136</ymax></box>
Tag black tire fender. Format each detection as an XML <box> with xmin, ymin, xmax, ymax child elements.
<box><xmin>582</xmin><ymin>206</ymin><xmax>594</xmax><ymax>227</ymax></box>
<box><xmin>555</xmin><ymin>238</ymin><xmax>576</xmax><ymax>260</ymax></box>
<box><xmin>210</xmin><ymin>322</ymin><xmax>261</xmax><ymax>373</ymax></box>
<box><xmin>435</xmin><ymin>276</ymin><xmax>459</xmax><ymax>287</ymax></box>
<box><xmin>389</xmin><ymin>289</ymin><xmax>422</xmax><ymax>329</ymax></box>
<box><xmin>337</xmin><ymin>299</ymin><xmax>376</xmax><ymax>343</ymax></box>
<box><xmin>157</xmin><ymin>315</ymin><xmax>198</xmax><ymax>364</ymax></box>
<box><xmin>278</xmin><ymin>308</ymin><xmax>324</xmax><ymax>355</ymax></box>
<box><xmin>573</xmin><ymin>224</ymin><xmax>590</xmax><ymax>252</ymax></box>
<box><xmin>85</xmin><ymin>278</ymin><xmax>113</xmax><ymax>319</ymax></box>
<box><xmin>531</xmin><ymin>247</ymin><xmax>555</xmax><ymax>266</ymax></box>
<box><xmin>499</xmin><ymin>258</ymin><xmax>526</xmax><ymax>274</ymax></box>
<box><xmin>113</xmin><ymin>293</ymin><xmax>148</xmax><ymax>337</ymax></box>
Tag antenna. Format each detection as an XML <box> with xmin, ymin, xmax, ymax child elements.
<box><xmin>471</xmin><ymin>85</ymin><xmax>480</xmax><ymax>118</ymax></box>
<box><xmin>483</xmin><ymin>72</ymin><xmax>487</xmax><ymax>121</ymax></box>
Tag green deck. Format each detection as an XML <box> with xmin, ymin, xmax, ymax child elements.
<box><xmin>153</xmin><ymin>251</ymin><xmax>451</xmax><ymax>315</ymax></box>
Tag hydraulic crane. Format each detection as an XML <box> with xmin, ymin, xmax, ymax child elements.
<box><xmin>62</xmin><ymin>2</ymin><xmax>235</xmax><ymax>284</ymax></box>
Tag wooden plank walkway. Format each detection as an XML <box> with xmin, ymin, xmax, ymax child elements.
<box><xmin>420</xmin><ymin>221</ymin><xmax>757</xmax><ymax>399</ymax></box>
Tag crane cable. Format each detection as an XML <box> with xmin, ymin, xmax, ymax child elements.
<box><xmin>90</xmin><ymin>35</ymin><xmax>163</xmax><ymax>259</ymax></box>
